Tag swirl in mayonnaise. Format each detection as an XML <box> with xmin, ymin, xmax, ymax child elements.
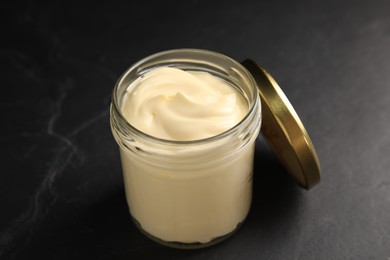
<box><xmin>121</xmin><ymin>67</ymin><xmax>248</xmax><ymax>141</ymax></box>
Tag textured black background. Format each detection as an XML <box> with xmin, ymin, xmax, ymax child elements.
<box><xmin>1</xmin><ymin>0</ymin><xmax>390</xmax><ymax>259</ymax></box>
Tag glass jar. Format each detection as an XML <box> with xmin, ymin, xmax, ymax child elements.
<box><xmin>110</xmin><ymin>49</ymin><xmax>261</xmax><ymax>249</ymax></box>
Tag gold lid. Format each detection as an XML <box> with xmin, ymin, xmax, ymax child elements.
<box><xmin>242</xmin><ymin>59</ymin><xmax>321</xmax><ymax>190</ymax></box>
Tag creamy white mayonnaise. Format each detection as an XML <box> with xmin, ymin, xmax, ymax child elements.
<box><xmin>119</xmin><ymin>67</ymin><xmax>254</xmax><ymax>244</ymax></box>
<box><xmin>121</xmin><ymin>67</ymin><xmax>248</xmax><ymax>141</ymax></box>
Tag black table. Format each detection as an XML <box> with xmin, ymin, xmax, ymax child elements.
<box><xmin>1</xmin><ymin>1</ymin><xmax>390</xmax><ymax>259</ymax></box>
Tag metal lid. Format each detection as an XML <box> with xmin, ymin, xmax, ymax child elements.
<box><xmin>242</xmin><ymin>59</ymin><xmax>321</xmax><ymax>190</ymax></box>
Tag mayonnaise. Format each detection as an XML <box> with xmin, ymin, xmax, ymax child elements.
<box><xmin>111</xmin><ymin>50</ymin><xmax>261</xmax><ymax>247</ymax></box>
<box><xmin>121</xmin><ymin>67</ymin><xmax>248</xmax><ymax>141</ymax></box>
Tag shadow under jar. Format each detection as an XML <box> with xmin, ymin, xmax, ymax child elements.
<box><xmin>110</xmin><ymin>49</ymin><xmax>262</xmax><ymax>249</ymax></box>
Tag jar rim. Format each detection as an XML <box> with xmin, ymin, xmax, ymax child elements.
<box><xmin>111</xmin><ymin>48</ymin><xmax>260</xmax><ymax>146</ymax></box>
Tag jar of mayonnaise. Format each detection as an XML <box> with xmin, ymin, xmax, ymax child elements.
<box><xmin>110</xmin><ymin>49</ymin><xmax>321</xmax><ymax>249</ymax></box>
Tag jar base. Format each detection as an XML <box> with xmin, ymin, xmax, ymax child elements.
<box><xmin>131</xmin><ymin>216</ymin><xmax>243</xmax><ymax>249</ymax></box>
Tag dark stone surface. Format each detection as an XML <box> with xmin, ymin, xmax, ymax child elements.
<box><xmin>1</xmin><ymin>0</ymin><xmax>390</xmax><ymax>259</ymax></box>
